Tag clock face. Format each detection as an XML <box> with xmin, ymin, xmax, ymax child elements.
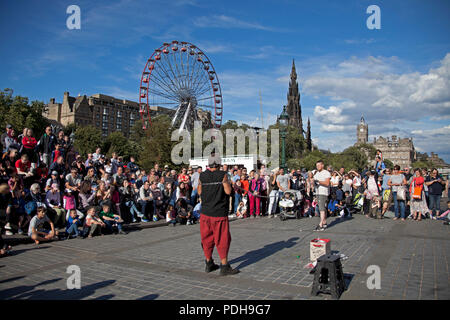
<box><xmin>360</xmin><ymin>127</ymin><xmax>364</xmax><ymax>132</ymax></box>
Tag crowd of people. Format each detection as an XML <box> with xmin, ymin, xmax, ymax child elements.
<box><xmin>0</xmin><ymin>124</ymin><xmax>449</xmax><ymax>255</ymax></box>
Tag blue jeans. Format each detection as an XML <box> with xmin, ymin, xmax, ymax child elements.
<box><xmin>191</xmin><ymin>189</ymin><xmax>198</xmax><ymax>206</ymax></box>
<box><xmin>428</xmin><ymin>194</ymin><xmax>441</xmax><ymax>215</ymax></box>
<box><xmin>126</xmin><ymin>201</ymin><xmax>141</xmax><ymax>220</ymax></box>
<box><xmin>66</xmin><ymin>222</ymin><xmax>80</xmax><ymax>236</ymax></box>
<box><xmin>392</xmin><ymin>192</ymin><xmax>406</xmax><ymax>219</ymax></box>
<box><xmin>234</xmin><ymin>193</ymin><xmax>242</xmax><ymax>213</ymax></box>
<box><xmin>104</xmin><ymin>219</ymin><xmax>123</xmax><ymax>233</ymax></box>
<box><xmin>138</xmin><ymin>200</ymin><xmax>152</xmax><ymax>218</ymax></box>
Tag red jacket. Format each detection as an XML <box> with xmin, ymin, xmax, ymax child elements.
<box><xmin>22</xmin><ymin>136</ymin><xmax>37</xmax><ymax>150</ymax></box>
<box><xmin>410</xmin><ymin>176</ymin><xmax>424</xmax><ymax>194</ymax></box>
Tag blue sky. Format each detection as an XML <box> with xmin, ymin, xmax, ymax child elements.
<box><xmin>1</xmin><ymin>0</ymin><xmax>449</xmax><ymax>161</ymax></box>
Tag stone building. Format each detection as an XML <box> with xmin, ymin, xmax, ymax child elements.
<box><xmin>45</xmin><ymin>92</ymin><xmax>175</xmax><ymax>137</ymax></box>
<box><xmin>355</xmin><ymin>116</ymin><xmax>416</xmax><ymax>168</ymax></box>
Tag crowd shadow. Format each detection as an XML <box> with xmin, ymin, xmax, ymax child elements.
<box><xmin>0</xmin><ymin>276</ymin><xmax>26</xmax><ymax>284</ymax></box>
<box><xmin>0</xmin><ymin>278</ymin><xmax>116</xmax><ymax>300</ymax></box>
<box><xmin>7</xmin><ymin>245</ymin><xmax>51</xmax><ymax>257</ymax></box>
<box><xmin>326</xmin><ymin>216</ymin><xmax>354</xmax><ymax>228</ymax></box>
<box><xmin>229</xmin><ymin>237</ymin><xmax>299</xmax><ymax>270</ymax></box>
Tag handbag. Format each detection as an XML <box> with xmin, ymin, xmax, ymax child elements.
<box><xmin>397</xmin><ymin>186</ymin><xmax>406</xmax><ymax>201</ymax></box>
<box><xmin>411</xmin><ymin>179</ymin><xmax>422</xmax><ymax>200</ymax></box>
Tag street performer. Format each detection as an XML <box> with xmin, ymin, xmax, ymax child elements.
<box><xmin>198</xmin><ymin>153</ymin><xmax>239</xmax><ymax>276</ymax></box>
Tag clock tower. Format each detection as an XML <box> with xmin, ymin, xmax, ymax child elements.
<box><xmin>357</xmin><ymin>116</ymin><xmax>368</xmax><ymax>144</ymax></box>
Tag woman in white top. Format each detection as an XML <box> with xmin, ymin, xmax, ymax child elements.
<box><xmin>330</xmin><ymin>171</ymin><xmax>341</xmax><ymax>196</ymax></box>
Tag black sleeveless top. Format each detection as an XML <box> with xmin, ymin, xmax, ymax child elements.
<box><xmin>200</xmin><ymin>170</ymin><xmax>228</xmax><ymax>217</ymax></box>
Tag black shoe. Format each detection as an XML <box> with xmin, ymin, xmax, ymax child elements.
<box><xmin>205</xmin><ymin>259</ymin><xmax>219</xmax><ymax>273</ymax></box>
<box><xmin>220</xmin><ymin>263</ymin><xmax>239</xmax><ymax>276</ymax></box>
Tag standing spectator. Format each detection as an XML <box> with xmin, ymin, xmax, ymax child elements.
<box><xmin>92</xmin><ymin>147</ymin><xmax>102</xmax><ymax>162</ymax></box>
<box><xmin>21</xmin><ymin>128</ymin><xmax>37</xmax><ymax>163</ymax></box>
<box><xmin>127</xmin><ymin>156</ymin><xmax>139</xmax><ymax>174</ymax></box>
<box><xmin>276</xmin><ymin>168</ymin><xmax>290</xmax><ymax>197</ymax></box>
<box><xmin>313</xmin><ymin>160</ymin><xmax>331</xmax><ymax>231</ymax></box>
<box><xmin>425</xmin><ymin>168</ymin><xmax>446</xmax><ymax>219</ymax></box>
<box><xmin>5</xmin><ymin>128</ymin><xmax>20</xmax><ymax>152</ymax></box>
<box><xmin>1</xmin><ymin>124</ymin><xmax>13</xmax><ymax>153</ymax></box>
<box><xmin>410</xmin><ymin>168</ymin><xmax>428</xmax><ymax>221</ymax></box>
<box><xmin>248</xmin><ymin>172</ymin><xmax>262</xmax><ymax>218</ymax></box>
<box><xmin>190</xmin><ymin>166</ymin><xmax>202</xmax><ymax>205</ymax></box>
<box><xmin>381</xmin><ymin>168</ymin><xmax>393</xmax><ymax>218</ymax></box>
<box><xmin>388</xmin><ymin>165</ymin><xmax>407</xmax><ymax>221</ymax></box>
<box><xmin>150</xmin><ymin>181</ymin><xmax>164</xmax><ymax>220</ymax></box>
<box><xmin>38</xmin><ymin>126</ymin><xmax>56</xmax><ymax>166</ymax></box>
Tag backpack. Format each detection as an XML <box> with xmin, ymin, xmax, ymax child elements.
<box><xmin>25</xmin><ymin>201</ymin><xmax>37</xmax><ymax>215</ymax></box>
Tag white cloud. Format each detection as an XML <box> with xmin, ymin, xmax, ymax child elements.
<box><xmin>193</xmin><ymin>15</ymin><xmax>283</xmax><ymax>32</ymax></box>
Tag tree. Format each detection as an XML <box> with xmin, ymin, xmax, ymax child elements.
<box><xmin>138</xmin><ymin>115</ymin><xmax>175</xmax><ymax>170</ymax></box>
<box><xmin>0</xmin><ymin>88</ymin><xmax>49</xmax><ymax>137</ymax></box>
<box><xmin>104</xmin><ymin>131</ymin><xmax>141</xmax><ymax>161</ymax></box>
<box><xmin>306</xmin><ymin>118</ymin><xmax>312</xmax><ymax>151</ymax></box>
<box><xmin>73</xmin><ymin>126</ymin><xmax>103</xmax><ymax>158</ymax></box>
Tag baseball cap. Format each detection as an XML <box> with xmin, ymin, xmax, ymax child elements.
<box><xmin>51</xmin><ymin>171</ymin><xmax>58</xmax><ymax>175</ymax></box>
<box><xmin>6</xmin><ymin>124</ymin><xmax>12</xmax><ymax>129</ymax></box>
<box><xmin>208</xmin><ymin>153</ymin><xmax>221</xmax><ymax>167</ymax></box>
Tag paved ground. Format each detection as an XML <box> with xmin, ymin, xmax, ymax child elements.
<box><xmin>0</xmin><ymin>207</ymin><xmax>449</xmax><ymax>300</ymax></box>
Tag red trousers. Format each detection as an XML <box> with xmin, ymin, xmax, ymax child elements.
<box><xmin>248</xmin><ymin>193</ymin><xmax>260</xmax><ymax>216</ymax></box>
<box><xmin>200</xmin><ymin>215</ymin><xmax>231</xmax><ymax>261</ymax></box>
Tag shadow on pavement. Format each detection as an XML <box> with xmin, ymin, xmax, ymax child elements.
<box><xmin>0</xmin><ymin>276</ymin><xmax>26</xmax><ymax>284</ymax></box>
<box><xmin>7</xmin><ymin>245</ymin><xmax>51</xmax><ymax>257</ymax></box>
<box><xmin>1</xmin><ymin>279</ymin><xmax>116</xmax><ymax>300</ymax></box>
<box><xmin>137</xmin><ymin>293</ymin><xmax>159</xmax><ymax>300</ymax></box>
<box><xmin>229</xmin><ymin>237</ymin><xmax>300</xmax><ymax>270</ymax></box>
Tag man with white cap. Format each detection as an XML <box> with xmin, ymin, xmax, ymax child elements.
<box><xmin>198</xmin><ymin>152</ymin><xmax>239</xmax><ymax>276</ymax></box>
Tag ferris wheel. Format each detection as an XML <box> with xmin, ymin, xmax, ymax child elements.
<box><xmin>139</xmin><ymin>41</ymin><xmax>223</xmax><ymax>132</ymax></box>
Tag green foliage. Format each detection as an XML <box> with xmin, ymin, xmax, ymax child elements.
<box><xmin>0</xmin><ymin>88</ymin><xmax>49</xmax><ymax>137</ymax></box>
<box><xmin>104</xmin><ymin>131</ymin><xmax>142</xmax><ymax>161</ymax></box>
<box><xmin>138</xmin><ymin>115</ymin><xmax>176</xmax><ymax>171</ymax></box>
<box><xmin>384</xmin><ymin>159</ymin><xmax>394</xmax><ymax>169</ymax></box>
<box><xmin>412</xmin><ymin>160</ymin><xmax>430</xmax><ymax>169</ymax></box>
<box><xmin>73</xmin><ymin>125</ymin><xmax>103</xmax><ymax>158</ymax></box>
<box><xmin>63</xmin><ymin>123</ymin><xmax>78</xmax><ymax>136</ymax></box>
<box><xmin>358</xmin><ymin>143</ymin><xmax>377</xmax><ymax>158</ymax></box>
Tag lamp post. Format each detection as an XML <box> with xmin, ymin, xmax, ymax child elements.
<box><xmin>278</xmin><ymin>105</ymin><xmax>289</xmax><ymax>171</ymax></box>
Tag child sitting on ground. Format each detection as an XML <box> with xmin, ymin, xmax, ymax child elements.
<box><xmin>28</xmin><ymin>206</ymin><xmax>58</xmax><ymax>244</ymax></box>
<box><xmin>66</xmin><ymin>209</ymin><xmax>81</xmax><ymax>239</ymax></box>
<box><xmin>83</xmin><ymin>206</ymin><xmax>105</xmax><ymax>238</ymax></box>
<box><xmin>236</xmin><ymin>201</ymin><xmax>247</xmax><ymax>219</ymax></box>
<box><xmin>98</xmin><ymin>204</ymin><xmax>127</xmax><ymax>234</ymax></box>
<box><xmin>327</xmin><ymin>194</ymin><xmax>339</xmax><ymax>217</ymax></box>
<box><xmin>166</xmin><ymin>204</ymin><xmax>177</xmax><ymax>226</ymax></box>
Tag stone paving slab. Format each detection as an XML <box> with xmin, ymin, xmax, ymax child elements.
<box><xmin>0</xmin><ymin>210</ymin><xmax>449</xmax><ymax>300</ymax></box>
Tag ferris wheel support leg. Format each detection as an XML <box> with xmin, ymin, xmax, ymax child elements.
<box><xmin>179</xmin><ymin>102</ymin><xmax>191</xmax><ymax>134</ymax></box>
<box><xmin>172</xmin><ymin>104</ymin><xmax>182</xmax><ymax>127</ymax></box>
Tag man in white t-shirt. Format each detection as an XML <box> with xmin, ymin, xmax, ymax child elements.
<box><xmin>313</xmin><ymin>160</ymin><xmax>331</xmax><ymax>231</ymax></box>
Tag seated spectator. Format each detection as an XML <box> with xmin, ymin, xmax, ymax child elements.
<box><xmin>66</xmin><ymin>209</ymin><xmax>81</xmax><ymax>239</ymax></box>
<box><xmin>78</xmin><ymin>181</ymin><xmax>95</xmax><ymax>213</ymax></box>
<box><xmin>28</xmin><ymin>206</ymin><xmax>58</xmax><ymax>244</ymax></box>
<box><xmin>150</xmin><ymin>181</ymin><xmax>164</xmax><ymax>220</ymax></box>
<box><xmin>65</xmin><ymin>167</ymin><xmax>82</xmax><ymax>193</ymax></box>
<box><xmin>236</xmin><ymin>201</ymin><xmax>247</xmax><ymax>219</ymax></box>
<box><xmin>175</xmin><ymin>198</ymin><xmax>194</xmax><ymax>225</ymax></box>
<box><xmin>45</xmin><ymin>183</ymin><xmax>65</xmax><ymax>228</ymax></box>
<box><xmin>138</xmin><ymin>181</ymin><xmax>152</xmax><ymax>222</ymax></box>
<box><xmin>127</xmin><ymin>156</ymin><xmax>139</xmax><ymax>174</ymax></box>
<box><xmin>83</xmin><ymin>167</ymin><xmax>97</xmax><ymax>185</ymax></box>
<box><xmin>82</xmin><ymin>206</ymin><xmax>105</xmax><ymax>238</ymax></box>
<box><xmin>15</xmin><ymin>153</ymin><xmax>34</xmax><ymax>188</ymax></box>
<box><xmin>327</xmin><ymin>194</ymin><xmax>339</xmax><ymax>216</ymax></box>
<box><xmin>166</xmin><ymin>204</ymin><xmax>177</xmax><ymax>226</ymax></box>
<box><xmin>98</xmin><ymin>203</ymin><xmax>126</xmax><ymax>235</ymax></box>
<box><xmin>45</xmin><ymin>171</ymin><xmax>60</xmax><ymax>192</ymax></box>
<box><xmin>119</xmin><ymin>180</ymin><xmax>140</xmax><ymax>223</ymax></box>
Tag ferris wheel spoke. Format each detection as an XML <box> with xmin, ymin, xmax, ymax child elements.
<box><xmin>196</xmin><ymin>104</ymin><xmax>215</xmax><ymax>109</ymax></box>
<box><xmin>195</xmin><ymin>95</ymin><xmax>215</xmax><ymax>102</ymax></box>
<box><xmin>148</xmin><ymin>87</ymin><xmax>179</xmax><ymax>102</ymax></box>
<box><xmin>173</xmin><ymin>51</ymin><xmax>186</xmax><ymax>89</ymax></box>
<box><xmin>190</xmin><ymin>60</ymin><xmax>205</xmax><ymax>91</ymax></box>
<box><xmin>157</xmin><ymin>58</ymin><xmax>182</xmax><ymax>93</ymax></box>
<box><xmin>149</xmin><ymin>75</ymin><xmax>179</xmax><ymax>100</ymax></box>
<box><xmin>195</xmin><ymin>83</ymin><xmax>214</xmax><ymax>98</ymax></box>
<box><xmin>163</xmin><ymin>54</ymin><xmax>184</xmax><ymax>90</ymax></box>
<box><xmin>151</xmin><ymin>66</ymin><xmax>181</xmax><ymax>97</ymax></box>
